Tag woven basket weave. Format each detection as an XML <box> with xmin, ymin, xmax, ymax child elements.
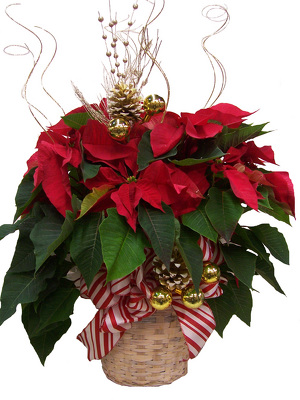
<box><xmin>101</xmin><ymin>308</ymin><xmax>189</xmax><ymax>386</ymax></box>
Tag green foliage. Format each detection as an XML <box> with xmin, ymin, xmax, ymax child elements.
<box><xmin>35</xmin><ymin>280</ymin><xmax>79</xmax><ymax>331</ymax></box>
<box><xmin>0</xmin><ymin>257</ymin><xmax>56</xmax><ymax>326</ymax></box>
<box><xmin>62</xmin><ymin>112</ymin><xmax>90</xmax><ymax>129</ymax></box>
<box><xmin>30</xmin><ymin>207</ymin><xmax>75</xmax><ymax>271</ymax></box>
<box><xmin>233</xmin><ymin>225</ymin><xmax>270</xmax><ymax>264</ymax></box>
<box><xmin>100</xmin><ymin>208</ymin><xmax>148</xmax><ymax>282</ymax></box>
<box><xmin>138</xmin><ymin>202</ymin><xmax>175</xmax><ymax>269</ymax></box>
<box><xmin>181</xmin><ymin>200</ymin><xmax>218</xmax><ymax>242</ymax></box>
<box><xmin>250</xmin><ymin>224</ymin><xmax>289</xmax><ymax>264</ymax></box>
<box><xmin>255</xmin><ymin>257</ymin><xmax>285</xmax><ymax>294</ymax></box>
<box><xmin>205</xmin><ymin>188</ymin><xmax>244</xmax><ymax>243</ymax></box>
<box><xmin>259</xmin><ymin>198</ymin><xmax>291</xmax><ymax>225</ymax></box>
<box><xmin>0</xmin><ymin>222</ymin><xmax>21</xmax><ymax>240</ymax></box>
<box><xmin>221</xmin><ymin>244</ymin><xmax>256</xmax><ymax>288</ymax></box>
<box><xmin>171</xmin><ymin>146</ymin><xmax>225</xmax><ymax>166</ymax></box>
<box><xmin>207</xmin><ymin>283</ymin><xmax>236</xmax><ymax>336</ymax></box>
<box><xmin>22</xmin><ymin>302</ymin><xmax>72</xmax><ymax>365</ymax></box>
<box><xmin>81</xmin><ymin>161</ymin><xmax>101</xmax><ymax>182</ymax></box>
<box><xmin>14</xmin><ymin>168</ymin><xmax>42</xmax><ymax>221</ymax></box>
<box><xmin>176</xmin><ymin>225</ymin><xmax>203</xmax><ymax>293</ymax></box>
<box><xmin>207</xmin><ymin>279</ymin><xmax>252</xmax><ymax>337</ymax></box>
<box><xmin>216</xmin><ymin>123</ymin><xmax>268</xmax><ymax>152</ymax></box>
<box><xmin>70</xmin><ymin>212</ymin><xmax>103</xmax><ymax>287</ymax></box>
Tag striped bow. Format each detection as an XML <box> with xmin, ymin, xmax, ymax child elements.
<box><xmin>74</xmin><ymin>237</ymin><xmax>224</xmax><ymax>360</ymax></box>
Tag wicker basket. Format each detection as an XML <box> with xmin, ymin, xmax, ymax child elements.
<box><xmin>101</xmin><ymin>308</ymin><xmax>189</xmax><ymax>386</ymax></box>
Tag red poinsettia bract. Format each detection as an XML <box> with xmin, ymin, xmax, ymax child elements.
<box><xmin>85</xmin><ymin>160</ymin><xmax>206</xmax><ymax>231</ymax></box>
<box><xmin>145</xmin><ymin>103</ymin><xmax>251</xmax><ymax>158</ymax></box>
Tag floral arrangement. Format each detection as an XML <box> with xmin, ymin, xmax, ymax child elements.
<box><xmin>0</xmin><ymin>2</ymin><xmax>295</xmax><ymax>370</ymax></box>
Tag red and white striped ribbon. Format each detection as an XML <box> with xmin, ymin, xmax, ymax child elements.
<box><xmin>75</xmin><ymin>237</ymin><xmax>225</xmax><ymax>360</ymax></box>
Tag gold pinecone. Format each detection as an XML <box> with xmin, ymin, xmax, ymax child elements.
<box><xmin>107</xmin><ymin>81</ymin><xmax>142</xmax><ymax>123</ymax></box>
<box><xmin>152</xmin><ymin>248</ymin><xmax>192</xmax><ymax>293</ymax></box>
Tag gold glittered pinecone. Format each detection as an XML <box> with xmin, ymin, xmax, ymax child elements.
<box><xmin>107</xmin><ymin>81</ymin><xmax>142</xmax><ymax>123</ymax></box>
<box><xmin>152</xmin><ymin>248</ymin><xmax>192</xmax><ymax>293</ymax></box>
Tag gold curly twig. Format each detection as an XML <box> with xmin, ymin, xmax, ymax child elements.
<box><xmin>202</xmin><ymin>5</ymin><xmax>230</xmax><ymax>108</ymax></box>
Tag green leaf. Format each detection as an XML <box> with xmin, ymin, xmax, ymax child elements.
<box><xmin>81</xmin><ymin>161</ymin><xmax>101</xmax><ymax>182</ymax></box>
<box><xmin>182</xmin><ymin>201</ymin><xmax>218</xmax><ymax>242</ymax></box>
<box><xmin>250</xmin><ymin>224</ymin><xmax>289</xmax><ymax>264</ymax></box>
<box><xmin>216</xmin><ymin>123</ymin><xmax>268</xmax><ymax>152</ymax></box>
<box><xmin>171</xmin><ymin>147</ymin><xmax>225</xmax><ymax>166</ymax></box>
<box><xmin>257</xmin><ymin>186</ymin><xmax>272</xmax><ymax>209</ymax></box>
<box><xmin>205</xmin><ymin>188</ymin><xmax>243</xmax><ymax>243</ymax></box>
<box><xmin>226</xmin><ymin>279</ymin><xmax>252</xmax><ymax>326</ymax></box>
<box><xmin>176</xmin><ymin>225</ymin><xmax>203</xmax><ymax>292</ymax></box>
<box><xmin>70</xmin><ymin>212</ymin><xmax>103</xmax><ymax>287</ymax></box>
<box><xmin>206</xmin><ymin>284</ymin><xmax>235</xmax><ymax>337</ymax></box>
<box><xmin>78</xmin><ymin>185</ymin><xmax>113</xmax><ymax>219</ymax></box>
<box><xmin>1</xmin><ymin>204</ymin><xmax>45</xmax><ymax>242</ymax></box>
<box><xmin>62</xmin><ymin>112</ymin><xmax>90</xmax><ymax>129</ymax></box>
<box><xmin>0</xmin><ymin>259</ymin><xmax>56</xmax><ymax>326</ymax></box>
<box><xmin>37</xmin><ymin>280</ymin><xmax>79</xmax><ymax>331</ymax></box>
<box><xmin>207</xmin><ymin>278</ymin><xmax>253</xmax><ymax>336</ymax></box>
<box><xmin>255</xmin><ymin>257</ymin><xmax>285</xmax><ymax>294</ymax></box>
<box><xmin>138</xmin><ymin>203</ymin><xmax>175</xmax><ymax>268</ymax></box>
<box><xmin>9</xmin><ymin>231</ymin><xmax>36</xmax><ymax>273</ymax></box>
<box><xmin>0</xmin><ymin>222</ymin><xmax>20</xmax><ymax>240</ymax></box>
<box><xmin>137</xmin><ymin>130</ymin><xmax>179</xmax><ymax>171</ymax></box>
<box><xmin>30</xmin><ymin>209</ymin><xmax>75</xmax><ymax>271</ymax></box>
<box><xmin>15</xmin><ymin>168</ymin><xmax>35</xmax><ymax>208</ymax></box>
<box><xmin>14</xmin><ymin>168</ymin><xmax>42</xmax><ymax>221</ymax></box>
<box><xmin>233</xmin><ymin>225</ymin><xmax>271</xmax><ymax>264</ymax></box>
<box><xmin>22</xmin><ymin>303</ymin><xmax>71</xmax><ymax>365</ymax></box>
<box><xmin>221</xmin><ymin>245</ymin><xmax>256</xmax><ymax>288</ymax></box>
<box><xmin>259</xmin><ymin>198</ymin><xmax>291</xmax><ymax>225</ymax></box>
<box><xmin>100</xmin><ymin>209</ymin><xmax>148</xmax><ymax>281</ymax></box>
<box><xmin>15</xmin><ymin>186</ymin><xmax>42</xmax><ymax>221</ymax></box>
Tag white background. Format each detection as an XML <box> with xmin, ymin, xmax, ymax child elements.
<box><xmin>0</xmin><ymin>0</ymin><xmax>299</xmax><ymax>399</ymax></box>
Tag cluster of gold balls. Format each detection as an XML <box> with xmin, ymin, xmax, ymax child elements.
<box><xmin>150</xmin><ymin>262</ymin><xmax>221</xmax><ymax>310</ymax></box>
<box><xmin>107</xmin><ymin>94</ymin><xmax>166</xmax><ymax>141</ymax></box>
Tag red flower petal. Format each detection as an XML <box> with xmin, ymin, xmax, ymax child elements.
<box><xmin>210</xmin><ymin>103</ymin><xmax>252</xmax><ymax>119</ymax></box>
<box><xmin>143</xmin><ymin>112</ymin><xmax>181</xmax><ymax>130</ymax></box>
<box><xmin>84</xmin><ymin>167</ymin><xmax>125</xmax><ymax>190</ymax></box>
<box><xmin>24</xmin><ymin>152</ymin><xmax>38</xmax><ymax>175</ymax></box>
<box><xmin>150</xmin><ymin>124</ymin><xmax>184</xmax><ymax>157</ymax></box>
<box><xmin>224</xmin><ymin>169</ymin><xmax>258</xmax><ymax>210</ymax></box>
<box><xmin>111</xmin><ymin>183</ymin><xmax>142</xmax><ymax>231</ymax></box>
<box><xmin>181</xmin><ymin>164</ymin><xmax>210</xmax><ymax>196</ymax></box>
<box><xmin>36</xmin><ymin>142</ymin><xmax>72</xmax><ymax>216</ymax></box>
<box><xmin>224</xmin><ymin>146</ymin><xmax>247</xmax><ymax>164</ymax></box>
<box><xmin>82</xmin><ymin>119</ymin><xmax>134</xmax><ymax>163</ymax></box>
<box><xmin>265</xmin><ymin>172</ymin><xmax>295</xmax><ymax>216</ymax></box>
<box><xmin>193</xmin><ymin>123</ymin><xmax>223</xmax><ymax>139</ymax></box>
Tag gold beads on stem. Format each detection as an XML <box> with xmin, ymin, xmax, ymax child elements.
<box><xmin>108</xmin><ymin>118</ymin><xmax>130</xmax><ymax>141</ymax></box>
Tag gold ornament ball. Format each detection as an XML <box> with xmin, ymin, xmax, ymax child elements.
<box><xmin>150</xmin><ymin>286</ymin><xmax>172</xmax><ymax>310</ymax></box>
<box><xmin>202</xmin><ymin>263</ymin><xmax>221</xmax><ymax>284</ymax></box>
<box><xmin>181</xmin><ymin>286</ymin><xmax>204</xmax><ymax>309</ymax></box>
<box><xmin>108</xmin><ymin>118</ymin><xmax>130</xmax><ymax>141</ymax></box>
<box><xmin>143</xmin><ymin>94</ymin><xmax>166</xmax><ymax>115</ymax></box>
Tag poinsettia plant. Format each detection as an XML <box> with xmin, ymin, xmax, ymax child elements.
<box><xmin>0</xmin><ymin>100</ymin><xmax>294</xmax><ymax>364</ymax></box>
